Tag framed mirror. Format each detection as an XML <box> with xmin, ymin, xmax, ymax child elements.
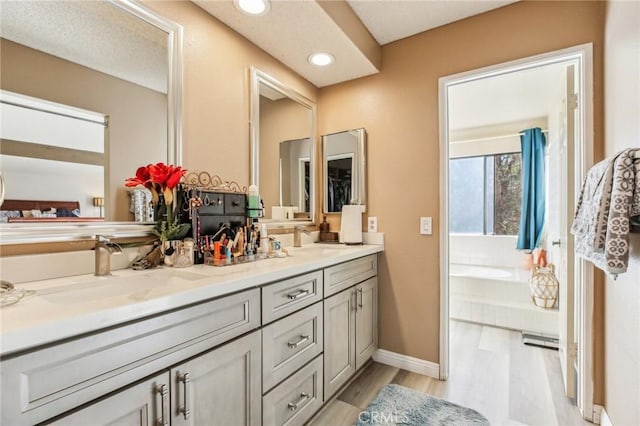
<box><xmin>0</xmin><ymin>0</ymin><xmax>183</xmax><ymax>244</ymax></box>
<box><xmin>322</xmin><ymin>128</ymin><xmax>367</xmax><ymax>213</ymax></box>
<box><xmin>250</xmin><ymin>68</ymin><xmax>316</xmax><ymax>224</ymax></box>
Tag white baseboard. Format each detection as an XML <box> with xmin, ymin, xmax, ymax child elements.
<box><xmin>373</xmin><ymin>349</ymin><xmax>440</xmax><ymax>379</ymax></box>
<box><xmin>599</xmin><ymin>406</ymin><xmax>613</xmax><ymax>426</ymax></box>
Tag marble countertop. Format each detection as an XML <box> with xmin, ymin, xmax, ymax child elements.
<box><xmin>0</xmin><ymin>243</ymin><xmax>383</xmax><ymax>357</ymax></box>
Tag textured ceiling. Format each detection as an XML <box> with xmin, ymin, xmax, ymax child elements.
<box><xmin>0</xmin><ymin>1</ymin><xmax>168</xmax><ymax>93</ymax></box>
<box><xmin>193</xmin><ymin>0</ymin><xmax>380</xmax><ymax>88</ymax></box>
<box><xmin>347</xmin><ymin>0</ymin><xmax>518</xmax><ymax>45</ymax></box>
<box><xmin>196</xmin><ymin>0</ymin><xmax>518</xmax><ymax>87</ymax></box>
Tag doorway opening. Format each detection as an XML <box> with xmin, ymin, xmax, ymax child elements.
<box><xmin>439</xmin><ymin>44</ymin><xmax>594</xmax><ymax>421</ymax></box>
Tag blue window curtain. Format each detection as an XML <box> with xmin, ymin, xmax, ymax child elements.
<box><xmin>517</xmin><ymin>128</ymin><xmax>546</xmax><ymax>250</ymax></box>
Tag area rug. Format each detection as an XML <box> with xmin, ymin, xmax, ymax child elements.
<box><xmin>354</xmin><ymin>384</ymin><xmax>490</xmax><ymax>426</ymax></box>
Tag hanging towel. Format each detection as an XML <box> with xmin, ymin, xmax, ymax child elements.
<box><xmin>571</xmin><ymin>157</ymin><xmax>616</xmax><ymax>253</ymax></box>
<box><xmin>517</xmin><ymin>128</ymin><xmax>546</xmax><ymax>250</ymax></box>
<box><xmin>572</xmin><ymin>148</ymin><xmax>640</xmax><ymax>275</ymax></box>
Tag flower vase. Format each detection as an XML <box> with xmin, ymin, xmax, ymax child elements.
<box><xmin>154</xmin><ymin>194</ymin><xmax>167</xmax><ymax>222</ymax></box>
<box><xmin>162</xmin><ymin>240</ymin><xmax>178</xmax><ymax>266</ymax></box>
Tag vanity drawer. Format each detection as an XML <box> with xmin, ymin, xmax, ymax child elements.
<box><xmin>263</xmin><ymin>355</ymin><xmax>324</xmax><ymax>426</ymax></box>
<box><xmin>324</xmin><ymin>254</ymin><xmax>377</xmax><ymax>297</ymax></box>
<box><xmin>225</xmin><ymin>193</ymin><xmax>247</xmax><ymax>214</ymax></box>
<box><xmin>262</xmin><ymin>302</ymin><xmax>323</xmax><ymax>392</ymax></box>
<box><xmin>262</xmin><ymin>270</ymin><xmax>323</xmax><ymax>324</ymax></box>
<box><xmin>0</xmin><ymin>289</ymin><xmax>260</xmax><ymax>426</ymax></box>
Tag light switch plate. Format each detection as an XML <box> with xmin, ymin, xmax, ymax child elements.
<box><xmin>420</xmin><ymin>217</ymin><xmax>432</xmax><ymax>235</ymax></box>
<box><xmin>368</xmin><ymin>216</ymin><xmax>378</xmax><ymax>232</ymax></box>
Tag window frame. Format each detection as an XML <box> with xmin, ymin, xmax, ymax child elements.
<box><xmin>449</xmin><ymin>151</ymin><xmax>521</xmax><ymax>236</ymax></box>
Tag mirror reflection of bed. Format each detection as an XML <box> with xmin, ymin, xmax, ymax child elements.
<box><xmin>0</xmin><ymin>199</ymin><xmax>103</xmax><ymax>223</ymax></box>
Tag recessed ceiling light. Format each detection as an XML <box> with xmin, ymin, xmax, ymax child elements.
<box><xmin>308</xmin><ymin>52</ymin><xmax>335</xmax><ymax>67</ymax></box>
<box><xmin>234</xmin><ymin>0</ymin><xmax>270</xmax><ymax>16</ymax></box>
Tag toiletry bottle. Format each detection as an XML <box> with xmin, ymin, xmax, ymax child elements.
<box><xmin>320</xmin><ymin>215</ymin><xmax>330</xmax><ymax>233</ymax></box>
<box><xmin>259</xmin><ymin>223</ymin><xmax>269</xmax><ymax>255</ymax></box>
<box><xmin>248</xmin><ymin>185</ymin><xmax>260</xmax><ymax>218</ymax></box>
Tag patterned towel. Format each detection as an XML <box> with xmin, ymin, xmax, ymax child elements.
<box><xmin>572</xmin><ymin>148</ymin><xmax>640</xmax><ymax>275</ymax></box>
<box><xmin>571</xmin><ymin>157</ymin><xmax>616</xmax><ymax>252</ymax></box>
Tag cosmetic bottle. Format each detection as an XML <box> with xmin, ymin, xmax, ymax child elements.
<box><xmin>320</xmin><ymin>215</ymin><xmax>330</xmax><ymax>233</ymax></box>
<box><xmin>248</xmin><ymin>185</ymin><xmax>260</xmax><ymax>218</ymax></box>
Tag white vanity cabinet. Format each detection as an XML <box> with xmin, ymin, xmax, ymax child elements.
<box><xmin>47</xmin><ymin>372</ymin><xmax>171</xmax><ymax>426</ymax></box>
<box><xmin>169</xmin><ymin>331</ymin><xmax>262</xmax><ymax>426</ymax></box>
<box><xmin>48</xmin><ymin>331</ymin><xmax>261</xmax><ymax>426</ymax></box>
<box><xmin>1</xmin><ymin>247</ymin><xmax>382</xmax><ymax>426</ymax></box>
<box><xmin>323</xmin><ymin>255</ymin><xmax>378</xmax><ymax>400</ymax></box>
<box><xmin>261</xmin><ymin>270</ymin><xmax>325</xmax><ymax>426</ymax></box>
<box><xmin>1</xmin><ymin>289</ymin><xmax>260</xmax><ymax>426</ymax></box>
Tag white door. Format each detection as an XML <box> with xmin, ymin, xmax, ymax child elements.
<box><xmin>557</xmin><ymin>64</ymin><xmax>579</xmax><ymax>398</ymax></box>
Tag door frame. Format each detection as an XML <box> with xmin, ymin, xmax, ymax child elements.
<box><xmin>438</xmin><ymin>43</ymin><xmax>595</xmax><ymax>420</ymax></box>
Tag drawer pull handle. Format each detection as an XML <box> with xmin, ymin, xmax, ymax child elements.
<box><xmin>178</xmin><ymin>372</ymin><xmax>191</xmax><ymax>420</ymax></box>
<box><xmin>287</xmin><ymin>334</ymin><xmax>310</xmax><ymax>348</ymax></box>
<box><xmin>155</xmin><ymin>384</ymin><xmax>169</xmax><ymax>426</ymax></box>
<box><xmin>288</xmin><ymin>392</ymin><xmax>310</xmax><ymax>411</ymax></box>
<box><xmin>357</xmin><ymin>288</ymin><xmax>364</xmax><ymax>309</ymax></box>
<box><xmin>352</xmin><ymin>290</ymin><xmax>358</xmax><ymax>311</ymax></box>
<box><xmin>287</xmin><ymin>289</ymin><xmax>310</xmax><ymax>300</ymax></box>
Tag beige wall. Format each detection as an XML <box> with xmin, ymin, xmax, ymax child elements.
<box><xmin>144</xmin><ymin>1</ymin><xmax>317</xmax><ymax>191</ymax></box>
<box><xmin>0</xmin><ymin>38</ymin><xmax>167</xmax><ymax>221</ymax></box>
<box><xmin>318</xmin><ymin>0</ymin><xmax>604</xmax><ymax>377</ymax></box>
<box><xmin>603</xmin><ymin>0</ymin><xmax>640</xmax><ymax>423</ymax></box>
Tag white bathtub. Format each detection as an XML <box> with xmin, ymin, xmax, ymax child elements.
<box><xmin>449</xmin><ymin>263</ymin><xmax>529</xmax><ymax>283</ymax></box>
<box><xmin>449</xmin><ymin>263</ymin><xmax>558</xmax><ymax>335</ymax></box>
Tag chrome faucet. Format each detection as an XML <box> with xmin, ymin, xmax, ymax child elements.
<box><xmin>293</xmin><ymin>226</ymin><xmax>311</xmax><ymax>248</ymax></box>
<box><xmin>95</xmin><ymin>235</ymin><xmax>123</xmax><ymax>276</ymax></box>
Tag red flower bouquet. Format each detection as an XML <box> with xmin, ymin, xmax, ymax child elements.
<box><xmin>125</xmin><ymin>163</ymin><xmax>190</xmax><ymax>241</ymax></box>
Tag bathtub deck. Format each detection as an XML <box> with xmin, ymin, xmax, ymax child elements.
<box><xmin>450</xmin><ymin>264</ymin><xmax>559</xmax><ymax>335</ymax></box>
<box><xmin>310</xmin><ymin>321</ymin><xmax>588</xmax><ymax>426</ymax></box>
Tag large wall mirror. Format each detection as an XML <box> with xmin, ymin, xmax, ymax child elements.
<box><xmin>322</xmin><ymin>128</ymin><xmax>367</xmax><ymax>213</ymax></box>
<box><xmin>250</xmin><ymin>68</ymin><xmax>316</xmax><ymax>224</ymax></box>
<box><xmin>0</xmin><ymin>0</ymin><xmax>182</xmax><ymax>244</ymax></box>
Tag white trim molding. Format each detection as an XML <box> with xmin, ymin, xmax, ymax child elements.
<box><xmin>373</xmin><ymin>349</ymin><xmax>440</xmax><ymax>379</ymax></box>
<box><xmin>596</xmin><ymin>405</ymin><xmax>613</xmax><ymax>426</ymax></box>
<box><xmin>438</xmin><ymin>43</ymin><xmax>595</xmax><ymax>417</ymax></box>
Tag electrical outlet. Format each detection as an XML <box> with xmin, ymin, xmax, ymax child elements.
<box><xmin>368</xmin><ymin>216</ymin><xmax>378</xmax><ymax>232</ymax></box>
<box><xmin>420</xmin><ymin>217</ymin><xmax>432</xmax><ymax>235</ymax></box>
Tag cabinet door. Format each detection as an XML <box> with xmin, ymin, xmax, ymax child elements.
<box><xmin>47</xmin><ymin>372</ymin><xmax>170</xmax><ymax>426</ymax></box>
<box><xmin>355</xmin><ymin>277</ymin><xmax>378</xmax><ymax>370</ymax></box>
<box><xmin>171</xmin><ymin>331</ymin><xmax>261</xmax><ymax>426</ymax></box>
<box><xmin>323</xmin><ymin>288</ymin><xmax>356</xmax><ymax>400</ymax></box>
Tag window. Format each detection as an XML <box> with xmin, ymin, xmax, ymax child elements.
<box><xmin>449</xmin><ymin>153</ymin><xmax>522</xmax><ymax>235</ymax></box>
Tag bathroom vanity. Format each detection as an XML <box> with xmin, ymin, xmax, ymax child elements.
<box><xmin>0</xmin><ymin>244</ymin><xmax>382</xmax><ymax>425</ymax></box>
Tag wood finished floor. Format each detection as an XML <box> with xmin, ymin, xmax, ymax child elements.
<box><xmin>310</xmin><ymin>321</ymin><xmax>590</xmax><ymax>426</ymax></box>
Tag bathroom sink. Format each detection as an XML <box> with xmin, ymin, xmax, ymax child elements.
<box><xmin>37</xmin><ymin>269</ymin><xmax>209</xmax><ymax>304</ymax></box>
<box><xmin>285</xmin><ymin>243</ymin><xmax>350</xmax><ymax>257</ymax></box>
